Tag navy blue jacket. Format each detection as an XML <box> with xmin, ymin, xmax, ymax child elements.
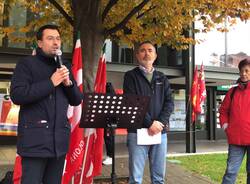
<box><xmin>10</xmin><ymin>48</ymin><xmax>82</xmax><ymax>158</ymax></box>
<box><xmin>123</xmin><ymin>67</ymin><xmax>174</xmax><ymax>133</ymax></box>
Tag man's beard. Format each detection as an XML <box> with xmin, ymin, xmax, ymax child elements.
<box><xmin>142</xmin><ymin>58</ymin><xmax>154</xmax><ymax>63</ymax></box>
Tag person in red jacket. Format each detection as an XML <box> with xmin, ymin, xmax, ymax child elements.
<box><xmin>220</xmin><ymin>58</ymin><xmax>250</xmax><ymax>184</ymax></box>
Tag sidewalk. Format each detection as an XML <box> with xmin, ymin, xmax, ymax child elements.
<box><xmin>96</xmin><ymin>140</ymin><xmax>226</xmax><ymax>183</ymax></box>
<box><xmin>97</xmin><ymin>157</ymin><xmax>216</xmax><ymax>184</ymax></box>
<box><xmin>0</xmin><ymin>140</ymin><xmax>227</xmax><ymax>183</ymax></box>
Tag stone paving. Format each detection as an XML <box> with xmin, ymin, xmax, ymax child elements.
<box><xmin>0</xmin><ymin>141</ymin><xmax>226</xmax><ymax>183</ymax></box>
<box><xmin>96</xmin><ymin>157</ymin><xmax>216</xmax><ymax>184</ymax></box>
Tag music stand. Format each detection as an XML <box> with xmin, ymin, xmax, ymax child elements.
<box><xmin>80</xmin><ymin>93</ymin><xmax>150</xmax><ymax>184</ymax></box>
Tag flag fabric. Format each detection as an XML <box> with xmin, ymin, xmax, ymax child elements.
<box><xmin>199</xmin><ymin>63</ymin><xmax>206</xmax><ymax>105</ymax></box>
<box><xmin>12</xmin><ymin>44</ymin><xmax>38</xmax><ymax>184</ymax></box>
<box><xmin>92</xmin><ymin>44</ymin><xmax>106</xmax><ymax>175</ymax></box>
<box><xmin>191</xmin><ymin>64</ymin><xmax>206</xmax><ymax>122</ymax></box>
<box><xmin>191</xmin><ymin>66</ymin><xmax>199</xmax><ymax>122</ymax></box>
<box><xmin>115</xmin><ymin>89</ymin><xmax>123</xmax><ymax>95</ymax></box>
<box><xmin>79</xmin><ymin>44</ymin><xmax>107</xmax><ymax>184</ymax></box>
<box><xmin>61</xmin><ymin>35</ymin><xmax>84</xmax><ymax>184</ymax></box>
<box><xmin>13</xmin><ymin>154</ymin><xmax>22</xmax><ymax>184</ymax></box>
<box><xmin>94</xmin><ymin>44</ymin><xmax>107</xmax><ymax>93</ymax></box>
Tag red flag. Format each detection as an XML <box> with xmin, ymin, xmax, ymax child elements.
<box><xmin>13</xmin><ymin>154</ymin><xmax>22</xmax><ymax>184</ymax></box>
<box><xmin>79</xmin><ymin>44</ymin><xmax>106</xmax><ymax>184</ymax></box>
<box><xmin>94</xmin><ymin>48</ymin><xmax>106</xmax><ymax>93</ymax></box>
<box><xmin>191</xmin><ymin>66</ymin><xmax>200</xmax><ymax>122</ymax></box>
<box><xmin>115</xmin><ymin>89</ymin><xmax>123</xmax><ymax>95</ymax></box>
<box><xmin>199</xmin><ymin>63</ymin><xmax>206</xmax><ymax>105</ymax></box>
<box><xmin>191</xmin><ymin>64</ymin><xmax>206</xmax><ymax>123</ymax></box>
<box><xmin>61</xmin><ymin>35</ymin><xmax>84</xmax><ymax>184</ymax></box>
<box><xmin>13</xmin><ymin>44</ymin><xmax>38</xmax><ymax>184</ymax></box>
<box><xmin>92</xmin><ymin>44</ymin><xmax>106</xmax><ymax>175</ymax></box>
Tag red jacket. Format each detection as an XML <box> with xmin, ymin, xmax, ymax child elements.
<box><xmin>219</xmin><ymin>82</ymin><xmax>250</xmax><ymax>145</ymax></box>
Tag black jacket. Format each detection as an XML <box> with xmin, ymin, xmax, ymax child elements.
<box><xmin>123</xmin><ymin>67</ymin><xmax>174</xmax><ymax>133</ymax></box>
<box><xmin>10</xmin><ymin>48</ymin><xmax>82</xmax><ymax>158</ymax></box>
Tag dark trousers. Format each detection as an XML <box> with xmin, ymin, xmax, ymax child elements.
<box><xmin>104</xmin><ymin>128</ymin><xmax>113</xmax><ymax>157</ymax></box>
<box><xmin>21</xmin><ymin>155</ymin><xmax>65</xmax><ymax>184</ymax></box>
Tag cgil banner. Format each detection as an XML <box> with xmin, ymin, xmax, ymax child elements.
<box><xmin>0</xmin><ymin>94</ymin><xmax>19</xmax><ymax>136</ymax></box>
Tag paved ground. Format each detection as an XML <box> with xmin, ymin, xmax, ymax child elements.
<box><xmin>0</xmin><ymin>140</ymin><xmax>227</xmax><ymax>183</ymax></box>
<box><xmin>96</xmin><ymin>157</ymin><xmax>216</xmax><ymax>184</ymax></box>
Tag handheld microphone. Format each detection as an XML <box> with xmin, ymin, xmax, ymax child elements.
<box><xmin>55</xmin><ymin>49</ymin><xmax>63</xmax><ymax>68</ymax></box>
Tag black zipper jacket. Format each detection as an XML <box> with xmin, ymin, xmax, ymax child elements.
<box><xmin>10</xmin><ymin>48</ymin><xmax>82</xmax><ymax>158</ymax></box>
<box><xmin>123</xmin><ymin>67</ymin><xmax>174</xmax><ymax>133</ymax></box>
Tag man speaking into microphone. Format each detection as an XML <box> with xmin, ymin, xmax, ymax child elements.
<box><xmin>10</xmin><ymin>24</ymin><xmax>82</xmax><ymax>184</ymax></box>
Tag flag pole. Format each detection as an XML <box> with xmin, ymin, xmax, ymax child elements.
<box><xmin>185</xmin><ymin>24</ymin><xmax>196</xmax><ymax>153</ymax></box>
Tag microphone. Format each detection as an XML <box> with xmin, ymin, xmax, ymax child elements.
<box><xmin>55</xmin><ymin>49</ymin><xmax>63</xmax><ymax>68</ymax></box>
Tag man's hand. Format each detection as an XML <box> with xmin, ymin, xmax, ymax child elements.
<box><xmin>50</xmin><ymin>65</ymin><xmax>70</xmax><ymax>87</ymax></box>
<box><xmin>148</xmin><ymin>120</ymin><xmax>164</xmax><ymax>136</ymax></box>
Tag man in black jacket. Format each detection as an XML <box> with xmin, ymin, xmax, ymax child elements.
<box><xmin>123</xmin><ymin>41</ymin><xmax>174</xmax><ymax>184</ymax></box>
<box><xmin>10</xmin><ymin>25</ymin><xmax>82</xmax><ymax>184</ymax></box>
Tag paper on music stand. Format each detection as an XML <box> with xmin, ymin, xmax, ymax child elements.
<box><xmin>137</xmin><ymin>128</ymin><xmax>161</xmax><ymax>145</ymax></box>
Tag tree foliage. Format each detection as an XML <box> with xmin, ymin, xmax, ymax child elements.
<box><xmin>1</xmin><ymin>0</ymin><xmax>250</xmax><ymax>50</ymax></box>
<box><xmin>1</xmin><ymin>0</ymin><xmax>250</xmax><ymax>91</ymax></box>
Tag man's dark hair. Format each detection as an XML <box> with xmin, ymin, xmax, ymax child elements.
<box><xmin>36</xmin><ymin>24</ymin><xmax>60</xmax><ymax>40</ymax></box>
<box><xmin>238</xmin><ymin>57</ymin><xmax>250</xmax><ymax>71</ymax></box>
<box><xmin>137</xmin><ymin>41</ymin><xmax>157</xmax><ymax>52</ymax></box>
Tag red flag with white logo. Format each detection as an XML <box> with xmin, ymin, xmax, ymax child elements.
<box><xmin>61</xmin><ymin>34</ymin><xmax>83</xmax><ymax>184</ymax></box>
<box><xmin>78</xmin><ymin>44</ymin><xmax>106</xmax><ymax>184</ymax></box>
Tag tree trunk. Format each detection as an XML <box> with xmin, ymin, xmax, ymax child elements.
<box><xmin>80</xmin><ymin>25</ymin><xmax>104</xmax><ymax>92</ymax></box>
<box><xmin>72</xmin><ymin>0</ymin><xmax>104</xmax><ymax>92</ymax></box>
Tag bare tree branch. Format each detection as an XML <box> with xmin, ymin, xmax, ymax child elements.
<box><xmin>102</xmin><ymin>0</ymin><xmax>119</xmax><ymax>22</ymax></box>
<box><xmin>104</xmin><ymin>0</ymin><xmax>150</xmax><ymax>36</ymax></box>
<box><xmin>48</xmin><ymin>0</ymin><xmax>74</xmax><ymax>26</ymax></box>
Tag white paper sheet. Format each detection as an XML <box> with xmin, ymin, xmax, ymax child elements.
<box><xmin>137</xmin><ymin>128</ymin><xmax>161</xmax><ymax>145</ymax></box>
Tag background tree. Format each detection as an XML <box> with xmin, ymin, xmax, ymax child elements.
<box><xmin>0</xmin><ymin>0</ymin><xmax>250</xmax><ymax>91</ymax></box>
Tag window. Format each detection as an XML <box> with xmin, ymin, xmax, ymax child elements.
<box><xmin>156</xmin><ymin>44</ymin><xmax>183</xmax><ymax>67</ymax></box>
<box><xmin>0</xmin><ymin>2</ymin><xmax>73</xmax><ymax>52</ymax></box>
<box><xmin>8</xmin><ymin>4</ymin><xmax>27</xmax><ymax>48</ymax></box>
<box><xmin>111</xmin><ymin>42</ymin><xmax>183</xmax><ymax>67</ymax></box>
<box><xmin>111</xmin><ymin>42</ymin><xmax>134</xmax><ymax>63</ymax></box>
<box><xmin>169</xmin><ymin>89</ymin><xmax>186</xmax><ymax>131</ymax></box>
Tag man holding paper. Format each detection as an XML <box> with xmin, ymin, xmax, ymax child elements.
<box><xmin>123</xmin><ymin>41</ymin><xmax>174</xmax><ymax>184</ymax></box>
